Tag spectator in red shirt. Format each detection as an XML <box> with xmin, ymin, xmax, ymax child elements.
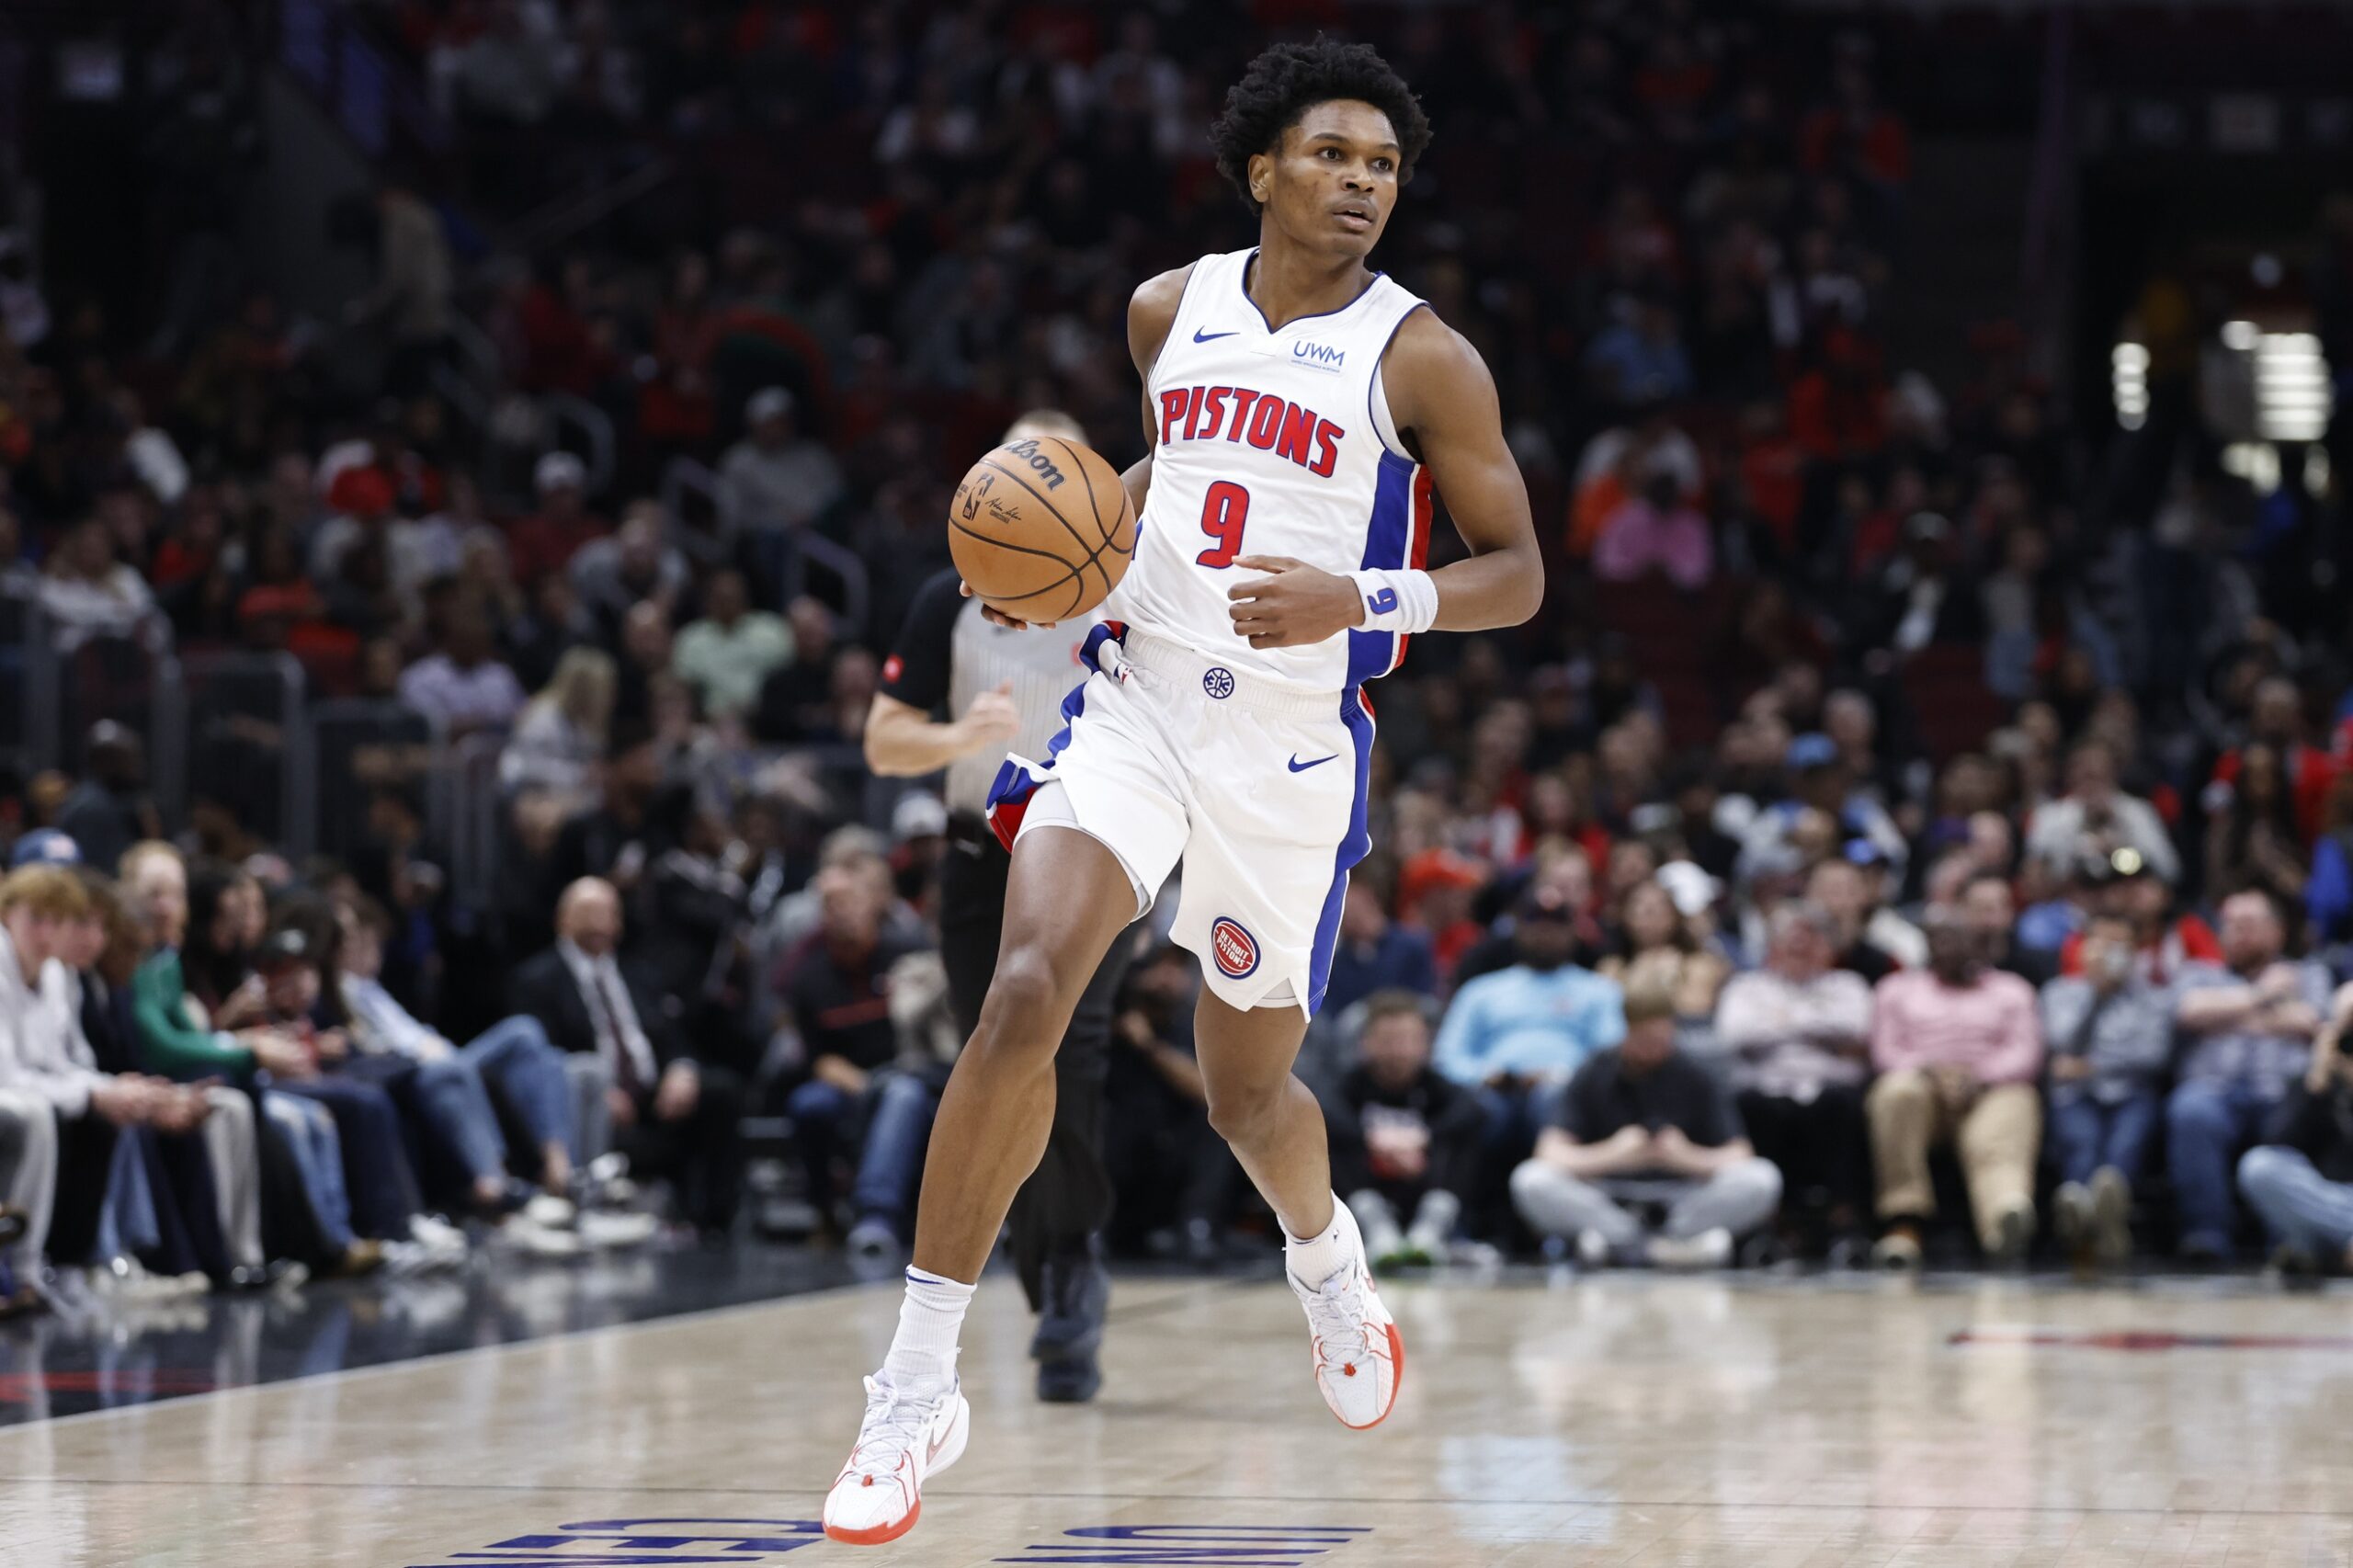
<box><xmin>505</xmin><ymin>451</ymin><xmax>608</xmax><ymax>585</ymax></box>
<box><xmin>2209</xmin><ymin>677</ymin><xmax>2337</xmax><ymax>846</ymax></box>
<box><xmin>2058</xmin><ymin>849</ymin><xmax>2221</xmax><ymax>984</ymax></box>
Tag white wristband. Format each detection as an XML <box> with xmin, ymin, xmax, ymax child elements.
<box><xmin>1350</xmin><ymin>567</ymin><xmax>1438</xmax><ymax>637</ymax></box>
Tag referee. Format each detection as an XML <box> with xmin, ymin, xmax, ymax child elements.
<box><xmin>865</xmin><ymin>410</ymin><xmax>1133</xmax><ymax>1404</ymax></box>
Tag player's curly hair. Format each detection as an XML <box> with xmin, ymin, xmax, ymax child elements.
<box><xmin>1209</xmin><ymin>39</ymin><xmax>1433</xmax><ymax>216</ymax></box>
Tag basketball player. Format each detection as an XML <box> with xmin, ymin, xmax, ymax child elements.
<box><xmin>865</xmin><ymin>409</ymin><xmax>1136</xmax><ymax>1406</ymax></box>
<box><xmin>824</xmin><ymin>40</ymin><xmax>1543</xmax><ymax>1546</ymax></box>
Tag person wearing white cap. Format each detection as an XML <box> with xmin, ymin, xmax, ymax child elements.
<box><xmin>509</xmin><ymin>449</ymin><xmax>605</xmax><ymax>584</ymax></box>
<box><xmin>717</xmin><ymin>386</ymin><xmax>843</xmax><ymax>545</ymax></box>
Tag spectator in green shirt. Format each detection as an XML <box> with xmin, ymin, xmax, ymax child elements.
<box><xmin>672</xmin><ymin>568</ymin><xmax>792</xmax><ymax>722</ymax></box>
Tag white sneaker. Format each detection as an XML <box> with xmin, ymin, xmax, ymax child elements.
<box><xmin>501</xmin><ymin>1215</ymin><xmax>585</xmax><ymax>1258</ymax></box>
<box><xmin>822</xmin><ymin>1373</ymin><xmax>970</xmax><ymax>1546</ymax></box>
<box><xmin>577</xmin><ymin>1209</ymin><xmax>657</xmax><ymax>1249</ymax></box>
<box><xmin>1287</xmin><ymin>1207</ymin><xmax>1404</xmax><ymax>1431</ymax></box>
<box><xmin>1646</xmin><ymin>1228</ymin><xmax>1733</xmax><ymax>1270</ymax></box>
<box><xmin>524</xmin><ymin>1193</ymin><xmax>577</xmax><ymax>1230</ymax></box>
<box><xmin>409</xmin><ymin>1214</ymin><xmax>471</xmax><ymax>1265</ymax></box>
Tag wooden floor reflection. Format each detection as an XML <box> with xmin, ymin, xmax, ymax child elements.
<box><xmin>3</xmin><ymin>1270</ymin><xmax>2350</xmax><ymax>1566</ymax></box>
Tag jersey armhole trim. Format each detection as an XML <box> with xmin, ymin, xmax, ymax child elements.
<box><xmin>1368</xmin><ymin>300</ymin><xmax>1429</xmax><ymax>460</ymax></box>
<box><xmin>1146</xmin><ymin>257</ymin><xmax>1213</xmax><ymax>398</ymax></box>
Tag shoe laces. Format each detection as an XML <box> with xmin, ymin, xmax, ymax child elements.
<box><xmin>1298</xmin><ymin>1267</ymin><xmax>1372</xmax><ymax>1375</ymax></box>
<box><xmin>851</xmin><ymin>1374</ymin><xmax>940</xmax><ymax>1468</ymax></box>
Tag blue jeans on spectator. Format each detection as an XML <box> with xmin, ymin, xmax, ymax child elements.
<box><xmin>2166</xmin><ymin>1080</ymin><xmax>2278</xmax><ymax>1256</ymax></box>
<box><xmin>2236</xmin><ymin>1145</ymin><xmax>2353</xmax><ymax>1257</ymax></box>
<box><xmin>264</xmin><ymin>1089</ymin><xmax>354</xmax><ymax>1252</ymax></box>
<box><xmin>1474</xmin><ymin>1078</ymin><xmax>1571</xmax><ymax>1167</ymax></box>
<box><xmin>275</xmin><ymin>1075</ymin><xmax>418</xmax><ymax>1240</ymax></box>
<box><xmin>407</xmin><ymin>1017</ymin><xmax>575</xmax><ymax>1185</ymax></box>
<box><xmin>789</xmin><ymin>1071</ymin><xmax>939</xmax><ymax>1239</ymax></box>
<box><xmin>2049</xmin><ymin>1090</ymin><xmax>2162</xmax><ymax>1189</ymax></box>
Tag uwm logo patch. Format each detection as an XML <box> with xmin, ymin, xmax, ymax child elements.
<box><xmin>1209</xmin><ymin>917</ymin><xmax>1259</xmax><ymax>979</ymax></box>
<box><xmin>1290</xmin><ymin>340</ymin><xmax>1345</xmax><ymax>369</ymax></box>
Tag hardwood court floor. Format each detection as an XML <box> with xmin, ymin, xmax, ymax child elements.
<box><xmin>3</xmin><ymin>1270</ymin><xmax>2351</xmax><ymax>1566</ymax></box>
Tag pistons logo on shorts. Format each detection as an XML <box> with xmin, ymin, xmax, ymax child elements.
<box><xmin>1209</xmin><ymin>916</ymin><xmax>1260</xmax><ymax>979</ymax></box>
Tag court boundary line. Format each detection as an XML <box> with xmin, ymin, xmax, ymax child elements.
<box><xmin>0</xmin><ymin>1272</ymin><xmax>1246</xmax><ymax>1437</ymax></box>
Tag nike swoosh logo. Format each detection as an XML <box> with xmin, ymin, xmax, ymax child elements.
<box><xmin>926</xmin><ymin>1428</ymin><xmax>951</xmax><ymax>1463</ymax></box>
<box><xmin>1289</xmin><ymin>754</ymin><xmax>1338</xmax><ymax>772</ymax></box>
<box><xmin>1193</xmin><ymin>327</ymin><xmax>1239</xmax><ymax>343</ymax></box>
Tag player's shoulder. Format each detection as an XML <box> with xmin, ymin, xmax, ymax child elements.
<box><xmin>1381</xmin><ymin>300</ymin><xmax>1484</xmax><ymax>379</ymax></box>
<box><xmin>1127</xmin><ymin>263</ymin><xmax>1197</xmax><ymax>369</ymax></box>
<box><xmin>1379</xmin><ymin>301</ymin><xmax>1495</xmax><ymax>426</ymax></box>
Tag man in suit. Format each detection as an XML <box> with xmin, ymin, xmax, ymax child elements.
<box><xmin>510</xmin><ymin>878</ymin><xmax>743</xmax><ymax>1235</ymax></box>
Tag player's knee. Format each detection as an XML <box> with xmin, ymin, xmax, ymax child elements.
<box><xmin>969</xmin><ymin>947</ymin><xmax>1069</xmax><ymax>1068</ymax></box>
<box><xmin>1203</xmin><ymin>1075</ymin><xmax>1282</xmax><ymax>1148</ymax></box>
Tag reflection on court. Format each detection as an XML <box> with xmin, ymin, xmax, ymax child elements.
<box><xmin>2</xmin><ymin>1271</ymin><xmax>2349</xmax><ymax>1565</ymax></box>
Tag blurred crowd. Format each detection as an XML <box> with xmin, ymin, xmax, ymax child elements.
<box><xmin>4</xmin><ymin>0</ymin><xmax>2353</xmax><ymax>1303</ymax></box>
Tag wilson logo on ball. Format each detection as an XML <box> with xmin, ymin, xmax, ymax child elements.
<box><xmin>1000</xmin><ymin>437</ymin><xmax>1068</xmax><ymax>489</ymax></box>
<box><xmin>1210</xmin><ymin>917</ymin><xmax>1259</xmax><ymax>979</ymax></box>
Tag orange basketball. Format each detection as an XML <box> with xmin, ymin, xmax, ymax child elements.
<box><xmin>947</xmin><ymin>436</ymin><xmax>1136</xmax><ymax>623</ymax></box>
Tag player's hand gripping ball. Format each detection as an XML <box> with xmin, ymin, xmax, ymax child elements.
<box><xmin>949</xmin><ymin>437</ymin><xmax>1136</xmax><ymax>630</ymax></box>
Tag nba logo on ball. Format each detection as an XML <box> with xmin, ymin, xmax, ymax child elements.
<box><xmin>1210</xmin><ymin>917</ymin><xmax>1260</xmax><ymax>979</ymax></box>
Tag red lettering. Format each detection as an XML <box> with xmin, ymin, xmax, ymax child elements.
<box><xmin>1158</xmin><ymin>389</ymin><xmax>1188</xmax><ymax>446</ymax></box>
<box><xmin>1223</xmin><ymin>389</ymin><xmax>1262</xmax><ymax>441</ymax></box>
<box><xmin>1310</xmin><ymin>419</ymin><xmax>1343</xmax><ymax>477</ymax></box>
<box><xmin>1275</xmin><ymin>402</ymin><xmax>1315</xmax><ymax>466</ymax></box>
<box><xmin>1198</xmin><ymin>386</ymin><xmax>1232</xmax><ymax>441</ymax></box>
<box><xmin>1246</xmin><ymin>395</ymin><xmax>1284</xmax><ymax>449</ymax></box>
<box><xmin>1181</xmin><ymin>385</ymin><xmax>1206</xmax><ymax>440</ymax></box>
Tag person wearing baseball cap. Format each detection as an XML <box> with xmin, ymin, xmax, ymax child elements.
<box><xmin>8</xmin><ymin>830</ymin><xmax>79</xmax><ymax>869</ymax></box>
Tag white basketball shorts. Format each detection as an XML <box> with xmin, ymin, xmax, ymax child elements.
<box><xmin>985</xmin><ymin>624</ymin><xmax>1374</xmax><ymax>1017</ymax></box>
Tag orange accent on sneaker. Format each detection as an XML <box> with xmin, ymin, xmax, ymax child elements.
<box><xmin>1334</xmin><ymin>1323</ymin><xmax>1406</xmax><ymax>1431</ymax></box>
<box><xmin>824</xmin><ymin>1498</ymin><xmax>922</xmax><ymax>1548</ymax></box>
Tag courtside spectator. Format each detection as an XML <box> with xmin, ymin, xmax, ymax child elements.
<box><xmin>1433</xmin><ymin>882</ymin><xmax>1626</xmax><ymax>1184</ymax></box>
<box><xmin>1716</xmin><ymin>903</ymin><xmax>1874</xmax><ymax>1255</ymax></box>
<box><xmin>781</xmin><ymin>858</ymin><xmax>931</xmax><ymax>1255</ymax></box>
<box><xmin>1868</xmin><ymin>913</ymin><xmax>2044</xmax><ymax>1267</ymax></box>
<box><xmin>1325</xmin><ymin>992</ymin><xmax>1483</xmax><ymax>1271</ymax></box>
<box><xmin>2168</xmin><ymin>890</ymin><xmax>2333</xmax><ymax>1263</ymax></box>
<box><xmin>2039</xmin><ymin>913</ymin><xmax>2172</xmax><ymax>1267</ymax></box>
<box><xmin>2236</xmin><ymin>983</ymin><xmax>2353</xmax><ymax>1278</ymax></box>
<box><xmin>1510</xmin><ymin>961</ymin><xmax>1782</xmax><ymax>1269</ymax></box>
<box><xmin>511</xmin><ymin>879</ymin><xmax>742</xmax><ymax>1236</ymax></box>
<box><xmin>327</xmin><ymin>897</ymin><xmax>592</xmax><ymax>1228</ymax></box>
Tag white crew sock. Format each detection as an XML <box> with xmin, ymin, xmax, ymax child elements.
<box><xmin>1284</xmin><ymin>1195</ymin><xmax>1356</xmax><ymax>1285</ymax></box>
<box><xmin>881</xmin><ymin>1267</ymin><xmax>974</xmax><ymax>1391</ymax></box>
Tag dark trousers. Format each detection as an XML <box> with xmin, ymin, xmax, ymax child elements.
<box><xmin>938</xmin><ymin>830</ymin><xmax>1132</xmax><ymax>1310</ymax></box>
<box><xmin>50</xmin><ymin>1112</ymin><xmax>121</xmax><ymax>1267</ymax></box>
<box><xmin>617</xmin><ymin>1065</ymin><xmax>744</xmax><ymax>1234</ymax></box>
<box><xmin>273</xmin><ymin>1076</ymin><xmax>420</xmax><ymax>1241</ymax></box>
<box><xmin>133</xmin><ymin>1125</ymin><xmax>233</xmax><ymax>1280</ymax></box>
<box><xmin>1328</xmin><ymin>1123</ymin><xmax>1481</xmax><ymax>1220</ymax></box>
<box><xmin>1738</xmin><ymin>1084</ymin><xmax>1870</xmax><ymax>1221</ymax></box>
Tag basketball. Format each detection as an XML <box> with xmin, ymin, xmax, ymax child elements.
<box><xmin>948</xmin><ymin>436</ymin><xmax>1137</xmax><ymax>622</ymax></box>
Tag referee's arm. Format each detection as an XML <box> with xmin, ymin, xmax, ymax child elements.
<box><xmin>864</xmin><ymin>569</ymin><xmax>1019</xmax><ymax>778</ymax></box>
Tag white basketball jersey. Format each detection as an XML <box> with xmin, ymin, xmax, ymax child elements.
<box><xmin>1109</xmin><ymin>247</ymin><xmax>1433</xmax><ymax>694</ymax></box>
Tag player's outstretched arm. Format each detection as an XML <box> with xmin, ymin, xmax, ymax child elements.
<box><xmin>1380</xmin><ymin>311</ymin><xmax>1543</xmax><ymax>631</ymax></box>
<box><xmin>1225</xmin><ymin>312</ymin><xmax>1541</xmax><ymax>649</ymax></box>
